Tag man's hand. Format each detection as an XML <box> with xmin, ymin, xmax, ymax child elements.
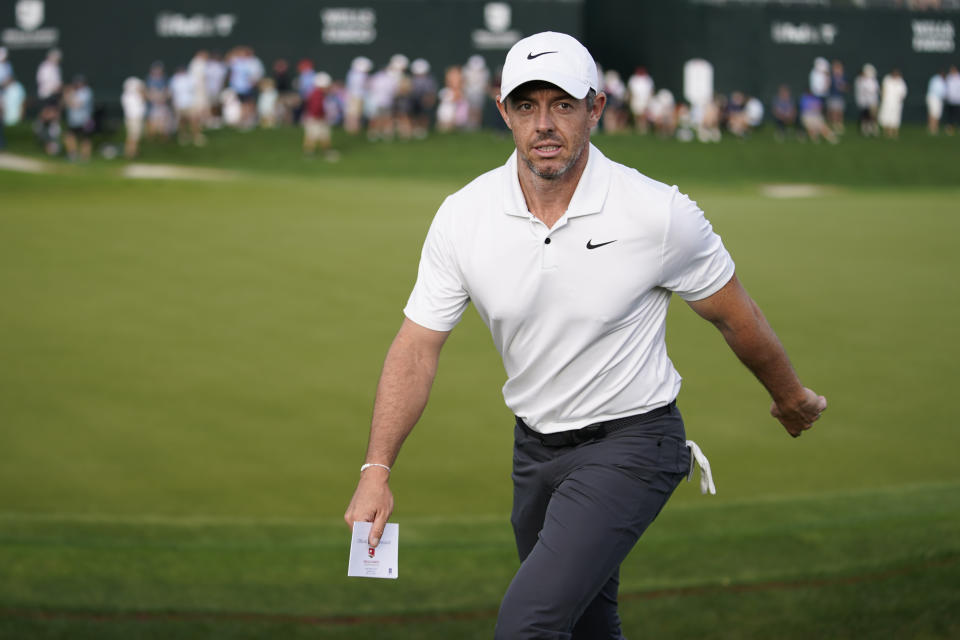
<box><xmin>770</xmin><ymin>387</ymin><xmax>827</xmax><ymax>437</ymax></box>
<box><xmin>342</xmin><ymin>320</ymin><xmax>449</xmax><ymax>547</ymax></box>
<box><xmin>687</xmin><ymin>277</ymin><xmax>827</xmax><ymax>440</ymax></box>
<box><xmin>344</xmin><ymin>466</ymin><xmax>394</xmax><ymax>547</ymax></box>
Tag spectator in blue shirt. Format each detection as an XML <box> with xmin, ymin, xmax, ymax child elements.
<box><xmin>63</xmin><ymin>75</ymin><xmax>94</xmax><ymax>161</ymax></box>
<box><xmin>827</xmin><ymin>60</ymin><xmax>848</xmax><ymax>134</ymax></box>
<box><xmin>772</xmin><ymin>84</ymin><xmax>797</xmax><ymax>141</ymax></box>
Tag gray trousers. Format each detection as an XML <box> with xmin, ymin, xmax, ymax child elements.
<box><xmin>494</xmin><ymin>404</ymin><xmax>690</xmax><ymax>640</ymax></box>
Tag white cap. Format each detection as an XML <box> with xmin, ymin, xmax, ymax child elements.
<box><xmin>467</xmin><ymin>54</ymin><xmax>486</xmax><ymax>70</ymax></box>
<box><xmin>499</xmin><ymin>31</ymin><xmax>599</xmax><ymax>100</ymax></box>
<box><xmin>351</xmin><ymin>56</ymin><xmax>373</xmax><ymax>73</ymax></box>
<box><xmin>314</xmin><ymin>72</ymin><xmax>332</xmax><ymax>88</ymax></box>
<box><xmin>411</xmin><ymin>58</ymin><xmax>430</xmax><ymax>75</ymax></box>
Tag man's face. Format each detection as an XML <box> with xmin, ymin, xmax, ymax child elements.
<box><xmin>498</xmin><ymin>81</ymin><xmax>605</xmax><ymax>182</ymax></box>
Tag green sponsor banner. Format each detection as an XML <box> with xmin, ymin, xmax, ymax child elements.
<box><xmin>0</xmin><ymin>0</ymin><xmax>583</xmax><ymax>105</ymax></box>
<box><xmin>588</xmin><ymin>3</ymin><xmax>956</xmax><ymax>122</ymax></box>
<box><xmin>3</xmin><ymin>0</ymin><xmax>953</xmax><ymax>121</ymax></box>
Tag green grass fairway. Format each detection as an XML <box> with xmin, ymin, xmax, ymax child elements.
<box><xmin>1</xmin><ymin>127</ymin><xmax>958</xmax><ymax>638</ymax></box>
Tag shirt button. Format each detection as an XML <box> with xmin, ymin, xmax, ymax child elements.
<box><xmin>544</xmin><ymin>238</ymin><xmax>551</xmax><ymax>244</ymax></box>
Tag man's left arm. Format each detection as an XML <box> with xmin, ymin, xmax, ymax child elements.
<box><xmin>686</xmin><ymin>274</ymin><xmax>827</xmax><ymax>437</ymax></box>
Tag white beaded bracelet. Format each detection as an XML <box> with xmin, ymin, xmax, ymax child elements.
<box><xmin>360</xmin><ymin>463</ymin><xmax>391</xmax><ymax>474</ymax></box>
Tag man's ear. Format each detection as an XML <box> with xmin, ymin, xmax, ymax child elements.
<box><xmin>496</xmin><ymin>96</ymin><xmax>513</xmax><ymax>130</ymax></box>
<box><xmin>590</xmin><ymin>92</ymin><xmax>607</xmax><ymax>127</ymax></box>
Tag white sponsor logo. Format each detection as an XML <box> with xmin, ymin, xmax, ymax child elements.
<box><xmin>15</xmin><ymin>0</ymin><xmax>43</xmax><ymax>31</ymax></box>
<box><xmin>912</xmin><ymin>20</ymin><xmax>955</xmax><ymax>53</ymax></box>
<box><xmin>2</xmin><ymin>0</ymin><xmax>58</xmax><ymax>49</ymax></box>
<box><xmin>771</xmin><ymin>21</ymin><xmax>837</xmax><ymax>46</ymax></box>
<box><xmin>156</xmin><ymin>13</ymin><xmax>237</xmax><ymax>38</ymax></box>
<box><xmin>321</xmin><ymin>8</ymin><xmax>376</xmax><ymax>44</ymax></box>
<box><xmin>484</xmin><ymin>2</ymin><xmax>511</xmax><ymax>33</ymax></box>
<box><xmin>472</xmin><ymin>2</ymin><xmax>521</xmax><ymax>50</ymax></box>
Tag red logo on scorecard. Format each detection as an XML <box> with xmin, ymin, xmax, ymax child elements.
<box><xmin>368</xmin><ymin>547</ymin><xmax>376</xmax><ymax>558</ymax></box>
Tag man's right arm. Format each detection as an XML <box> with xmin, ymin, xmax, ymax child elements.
<box><xmin>343</xmin><ymin>318</ymin><xmax>451</xmax><ymax>546</ymax></box>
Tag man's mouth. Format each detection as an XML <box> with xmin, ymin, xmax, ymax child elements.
<box><xmin>533</xmin><ymin>143</ymin><xmax>562</xmax><ymax>157</ymax></box>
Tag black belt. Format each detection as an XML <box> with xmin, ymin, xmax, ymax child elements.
<box><xmin>515</xmin><ymin>402</ymin><xmax>676</xmax><ymax>448</ymax></box>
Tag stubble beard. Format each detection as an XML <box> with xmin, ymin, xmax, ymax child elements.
<box><xmin>523</xmin><ymin>138</ymin><xmax>587</xmax><ymax>181</ymax></box>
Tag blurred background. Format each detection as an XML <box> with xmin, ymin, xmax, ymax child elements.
<box><xmin>1</xmin><ymin>0</ymin><xmax>959</xmax><ymax>147</ymax></box>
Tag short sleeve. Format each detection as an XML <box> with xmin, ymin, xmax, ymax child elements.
<box><xmin>403</xmin><ymin>202</ymin><xmax>471</xmax><ymax>331</ymax></box>
<box><xmin>659</xmin><ymin>188</ymin><xmax>736</xmax><ymax>301</ymax></box>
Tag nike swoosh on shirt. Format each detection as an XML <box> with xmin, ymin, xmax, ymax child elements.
<box><xmin>527</xmin><ymin>51</ymin><xmax>558</xmax><ymax>60</ymax></box>
<box><xmin>586</xmin><ymin>239</ymin><xmax>617</xmax><ymax>250</ymax></box>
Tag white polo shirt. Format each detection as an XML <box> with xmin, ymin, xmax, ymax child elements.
<box><xmin>404</xmin><ymin>144</ymin><xmax>735</xmax><ymax>433</ymax></box>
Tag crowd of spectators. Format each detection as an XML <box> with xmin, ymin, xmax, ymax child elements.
<box><xmin>1</xmin><ymin>44</ymin><xmax>959</xmax><ymax>159</ymax></box>
<box><xmin>0</xmin><ymin>47</ymin><xmax>26</xmax><ymax>151</ymax></box>
<box><xmin>601</xmin><ymin>56</ymin><xmax>960</xmax><ymax>144</ymax></box>
<box><xmin>0</xmin><ymin>47</ymin><xmax>98</xmax><ymax>160</ymax></box>
<box><xmin>116</xmin><ymin>48</ymin><xmax>459</xmax><ymax>159</ymax></box>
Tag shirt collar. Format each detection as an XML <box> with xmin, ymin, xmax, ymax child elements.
<box><xmin>502</xmin><ymin>142</ymin><xmax>611</xmax><ymax>219</ymax></box>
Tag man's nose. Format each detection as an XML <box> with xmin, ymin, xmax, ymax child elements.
<box><xmin>534</xmin><ymin>107</ymin><xmax>555</xmax><ymax>131</ymax></box>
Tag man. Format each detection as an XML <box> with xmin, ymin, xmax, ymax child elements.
<box><xmin>926</xmin><ymin>70</ymin><xmax>946</xmax><ymax>135</ymax></box>
<box><xmin>227</xmin><ymin>46</ymin><xmax>263</xmax><ymax>129</ymax></box>
<box><xmin>826</xmin><ymin>59</ymin><xmax>847</xmax><ymax>134</ymax></box>
<box><xmin>344</xmin><ymin>56</ymin><xmax>372</xmax><ymax>134</ymax></box>
<box><xmin>2</xmin><ymin>73</ymin><xmax>27</xmax><ymax>148</ymax></box>
<box><xmin>409</xmin><ymin>58</ymin><xmax>438</xmax><ymax>139</ymax></box>
<box><xmin>0</xmin><ymin>47</ymin><xmax>12</xmax><ymax>87</ymax></box>
<box><xmin>878</xmin><ymin>68</ymin><xmax>907</xmax><ymax>140</ymax></box>
<box><xmin>627</xmin><ymin>66</ymin><xmax>654</xmax><ymax>133</ymax></box>
<box><xmin>944</xmin><ymin>65</ymin><xmax>960</xmax><ymax>136</ymax></box>
<box><xmin>854</xmin><ymin>63</ymin><xmax>880</xmax><ymax>137</ymax></box>
<box><xmin>800</xmin><ymin>89</ymin><xmax>838</xmax><ymax>144</ymax></box>
<box><xmin>188</xmin><ymin>50</ymin><xmax>211</xmax><ymax>135</ymax></box>
<box><xmin>35</xmin><ymin>49</ymin><xmax>62</xmax><ymax>155</ymax></box>
<box><xmin>463</xmin><ymin>54</ymin><xmax>490</xmax><ymax>130</ymax></box>
<box><xmin>809</xmin><ymin>57</ymin><xmax>830</xmax><ymax>104</ymax></box>
<box><xmin>344</xmin><ymin>32</ymin><xmax>826</xmax><ymax>639</ymax></box>
<box><xmin>168</xmin><ymin>65</ymin><xmax>197</xmax><ymax>145</ymax></box>
<box><xmin>301</xmin><ymin>72</ymin><xmax>335</xmax><ymax>158</ymax></box>
<box><xmin>121</xmin><ymin>77</ymin><xmax>146</xmax><ymax>158</ymax></box>
<box><xmin>62</xmin><ymin>75</ymin><xmax>94</xmax><ymax>162</ymax></box>
<box><xmin>36</xmin><ymin>48</ymin><xmax>62</xmax><ymax>108</ymax></box>
<box><xmin>0</xmin><ymin>47</ymin><xmax>9</xmax><ymax>150</ymax></box>
<box><xmin>771</xmin><ymin>84</ymin><xmax>797</xmax><ymax>142</ymax></box>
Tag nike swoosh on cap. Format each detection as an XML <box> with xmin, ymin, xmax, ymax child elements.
<box><xmin>527</xmin><ymin>51</ymin><xmax>558</xmax><ymax>60</ymax></box>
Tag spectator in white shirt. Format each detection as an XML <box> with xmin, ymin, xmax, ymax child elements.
<box><xmin>122</xmin><ymin>77</ymin><xmax>146</xmax><ymax>158</ymax></box>
<box><xmin>35</xmin><ymin>49</ymin><xmax>63</xmax><ymax>155</ymax></box>
<box><xmin>878</xmin><ymin>68</ymin><xmax>908</xmax><ymax>139</ymax></box>
<box><xmin>926</xmin><ymin>70</ymin><xmax>947</xmax><ymax>135</ymax></box>
<box><xmin>36</xmin><ymin>49</ymin><xmax>62</xmax><ymax>105</ymax></box>
<box><xmin>169</xmin><ymin>66</ymin><xmax>202</xmax><ymax>146</ymax></box>
<box><xmin>944</xmin><ymin>65</ymin><xmax>960</xmax><ymax>136</ymax></box>
<box><xmin>627</xmin><ymin>66</ymin><xmax>654</xmax><ymax>134</ymax></box>
<box><xmin>854</xmin><ymin>63</ymin><xmax>880</xmax><ymax>137</ymax></box>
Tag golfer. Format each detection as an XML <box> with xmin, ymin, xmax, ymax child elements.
<box><xmin>345</xmin><ymin>31</ymin><xmax>826</xmax><ymax>639</ymax></box>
